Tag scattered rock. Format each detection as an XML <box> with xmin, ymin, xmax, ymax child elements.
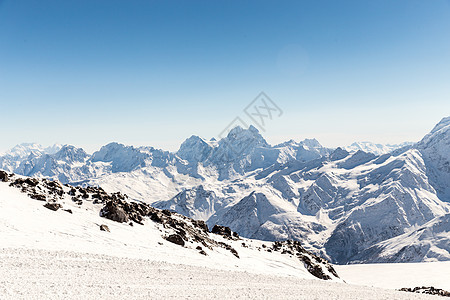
<box><xmin>24</xmin><ymin>178</ymin><xmax>38</xmax><ymax>187</ymax></box>
<box><xmin>100</xmin><ymin>201</ymin><xmax>128</xmax><ymax>223</ymax></box>
<box><xmin>199</xmin><ymin>250</ymin><xmax>207</xmax><ymax>256</ymax></box>
<box><xmin>162</xmin><ymin>209</ymin><xmax>172</xmax><ymax>216</ymax></box>
<box><xmin>100</xmin><ymin>224</ymin><xmax>110</xmax><ymax>232</ymax></box>
<box><xmin>192</xmin><ymin>220</ymin><xmax>209</xmax><ymax>232</ymax></box>
<box><xmin>399</xmin><ymin>287</ymin><xmax>450</xmax><ymax>297</ymax></box>
<box><xmin>301</xmin><ymin>256</ymin><xmax>331</xmax><ymax>280</ymax></box>
<box><xmin>211</xmin><ymin>225</ymin><xmax>232</xmax><ymax>237</ymax></box>
<box><xmin>269</xmin><ymin>240</ymin><xmax>338</xmax><ymax>280</ymax></box>
<box><xmin>0</xmin><ymin>171</ymin><xmax>9</xmax><ymax>182</ymax></box>
<box><xmin>30</xmin><ymin>194</ymin><xmax>47</xmax><ymax>201</ymax></box>
<box><xmin>165</xmin><ymin>234</ymin><xmax>185</xmax><ymax>246</ymax></box>
<box><xmin>43</xmin><ymin>202</ymin><xmax>61</xmax><ymax>211</ymax></box>
<box><xmin>63</xmin><ymin>209</ymin><xmax>73</xmax><ymax>214</ymax></box>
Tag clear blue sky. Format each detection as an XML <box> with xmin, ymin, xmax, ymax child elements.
<box><xmin>1</xmin><ymin>0</ymin><xmax>449</xmax><ymax>153</ymax></box>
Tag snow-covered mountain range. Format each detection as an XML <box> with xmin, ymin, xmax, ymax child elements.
<box><xmin>345</xmin><ymin>141</ymin><xmax>414</xmax><ymax>156</ymax></box>
<box><xmin>1</xmin><ymin>117</ymin><xmax>449</xmax><ymax>264</ymax></box>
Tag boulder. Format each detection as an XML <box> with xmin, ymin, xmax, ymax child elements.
<box><xmin>100</xmin><ymin>201</ymin><xmax>128</xmax><ymax>223</ymax></box>
<box><xmin>211</xmin><ymin>225</ymin><xmax>232</xmax><ymax>237</ymax></box>
<box><xmin>0</xmin><ymin>171</ymin><xmax>9</xmax><ymax>182</ymax></box>
<box><xmin>165</xmin><ymin>234</ymin><xmax>185</xmax><ymax>246</ymax></box>
<box><xmin>192</xmin><ymin>220</ymin><xmax>209</xmax><ymax>233</ymax></box>
<box><xmin>100</xmin><ymin>224</ymin><xmax>110</xmax><ymax>232</ymax></box>
<box><xmin>44</xmin><ymin>202</ymin><xmax>62</xmax><ymax>211</ymax></box>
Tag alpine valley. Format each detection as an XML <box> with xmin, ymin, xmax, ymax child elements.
<box><xmin>1</xmin><ymin>117</ymin><xmax>449</xmax><ymax>265</ymax></box>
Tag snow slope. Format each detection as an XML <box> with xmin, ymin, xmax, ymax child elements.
<box><xmin>0</xmin><ymin>177</ymin><xmax>439</xmax><ymax>299</ymax></box>
<box><xmin>352</xmin><ymin>213</ymin><xmax>450</xmax><ymax>263</ymax></box>
<box><xmin>0</xmin><ymin>249</ymin><xmax>438</xmax><ymax>300</ymax></box>
<box><xmin>336</xmin><ymin>261</ymin><xmax>450</xmax><ymax>291</ymax></box>
<box><xmin>0</xmin><ymin>177</ymin><xmax>336</xmax><ymax>280</ymax></box>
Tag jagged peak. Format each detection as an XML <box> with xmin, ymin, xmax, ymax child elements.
<box><xmin>226</xmin><ymin>125</ymin><xmax>259</xmax><ymax>137</ymax></box>
<box><xmin>223</xmin><ymin>125</ymin><xmax>268</xmax><ymax>146</ymax></box>
<box><xmin>430</xmin><ymin>116</ymin><xmax>450</xmax><ymax>134</ymax></box>
<box><xmin>274</xmin><ymin>139</ymin><xmax>297</xmax><ymax>148</ymax></box>
<box><xmin>180</xmin><ymin>135</ymin><xmax>211</xmax><ymax>147</ymax></box>
<box><xmin>52</xmin><ymin>145</ymin><xmax>88</xmax><ymax>163</ymax></box>
<box><xmin>177</xmin><ymin>135</ymin><xmax>214</xmax><ymax>162</ymax></box>
<box><xmin>330</xmin><ymin>147</ymin><xmax>349</xmax><ymax>161</ymax></box>
<box><xmin>299</xmin><ymin>138</ymin><xmax>322</xmax><ymax>149</ymax></box>
<box><xmin>91</xmin><ymin>142</ymin><xmax>145</xmax><ymax>162</ymax></box>
<box><xmin>418</xmin><ymin>116</ymin><xmax>450</xmax><ymax>148</ymax></box>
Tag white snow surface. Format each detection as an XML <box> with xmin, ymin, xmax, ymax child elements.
<box><xmin>0</xmin><ymin>181</ymin><xmax>439</xmax><ymax>299</ymax></box>
<box><xmin>0</xmin><ymin>248</ymin><xmax>439</xmax><ymax>300</ymax></box>
<box><xmin>336</xmin><ymin>261</ymin><xmax>450</xmax><ymax>291</ymax></box>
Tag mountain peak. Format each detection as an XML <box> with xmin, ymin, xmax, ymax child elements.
<box><xmin>53</xmin><ymin>145</ymin><xmax>88</xmax><ymax>163</ymax></box>
<box><xmin>177</xmin><ymin>135</ymin><xmax>213</xmax><ymax>162</ymax></box>
<box><xmin>225</xmin><ymin>125</ymin><xmax>267</xmax><ymax>145</ymax></box>
<box><xmin>227</xmin><ymin>125</ymin><xmax>260</xmax><ymax>137</ymax></box>
<box><xmin>300</xmin><ymin>138</ymin><xmax>322</xmax><ymax>149</ymax></box>
<box><xmin>430</xmin><ymin>116</ymin><xmax>450</xmax><ymax>134</ymax></box>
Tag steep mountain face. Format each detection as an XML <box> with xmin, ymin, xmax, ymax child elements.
<box><xmin>1</xmin><ymin>117</ymin><xmax>449</xmax><ymax>264</ymax></box>
<box><xmin>416</xmin><ymin>117</ymin><xmax>450</xmax><ymax>202</ymax></box>
<box><xmin>353</xmin><ymin>213</ymin><xmax>450</xmax><ymax>263</ymax></box>
<box><xmin>91</xmin><ymin>142</ymin><xmax>149</xmax><ymax>172</ymax></box>
<box><xmin>177</xmin><ymin>136</ymin><xmax>214</xmax><ymax>163</ymax></box>
<box><xmin>210</xmin><ymin>192</ymin><xmax>286</xmax><ymax>237</ymax></box>
<box><xmin>155</xmin><ymin>185</ymin><xmax>232</xmax><ymax>221</ymax></box>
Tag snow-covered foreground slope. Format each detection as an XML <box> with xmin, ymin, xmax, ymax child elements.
<box><xmin>1</xmin><ymin>176</ymin><xmax>440</xmax><ymax>299</ymax></box>
<box><xmin>336</xmin><ymin>261</ymin><xmax>450</xmax><ymax>291</ymax></box>
<box><xmin>0</xmin><ymin>178</ymin><xmax>333</xmax><ymax>280</ymax></box>
<box><xmin>0</xmin><ymin>249</ymin><xmax>438</xmax><ymax>300</ymax></box>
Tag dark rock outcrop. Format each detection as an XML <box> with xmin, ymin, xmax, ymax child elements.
<box><xmin>165</xmin><ymin>234</ymin><xmax>185</xmax><ymax>246</ymax></box>
<box><xmin>211</xmin><ymin>225</ymin><xmax>239</xmax><ymax>239</ymax></box>
<box><xmin>30</xmin><ymin>194</ymin><xmax>47</xmax><ymax>201</ymax></box>
<box><xmin>44</xmin><ymin>202</ymin><xmax>62</xmax><ymax>211</ymax></box>
<box><xmin>269</xmin><ymin>240</ymin><xmax>338</xmax><ymax>280</ymax></box>
<box><xmin>100</xmin><ymin>224</ymin><xmax>110</xmax><ymax>232</ymax></box>
<box><xmin>0</xmin><ymin>171</ymin><xmax>9</xmax><ymax>182</ymax></box>
<box><xmin>100</xmin><ymin>201</ymin><xmax>128</xmax><ymax>223</ymax></box>
<box><xmin>399</xmin><ymin>287</ymin><xmax>450</xmax><ymax>297</ymax></box>
<box><xmin>98</xmin><ymin>197</ymin><xmax>241</xmax><ymax>258</ymax></box>
<box><xmin>9</xmin><ymin>177</ymin><xmax>63</xmax><ymax>202</ymax></box>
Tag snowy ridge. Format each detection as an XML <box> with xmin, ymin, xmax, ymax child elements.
<box><xmin>345</xmin><ymin>141</ymin><xmax>414</xmax><ymax>156</ymax></box>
